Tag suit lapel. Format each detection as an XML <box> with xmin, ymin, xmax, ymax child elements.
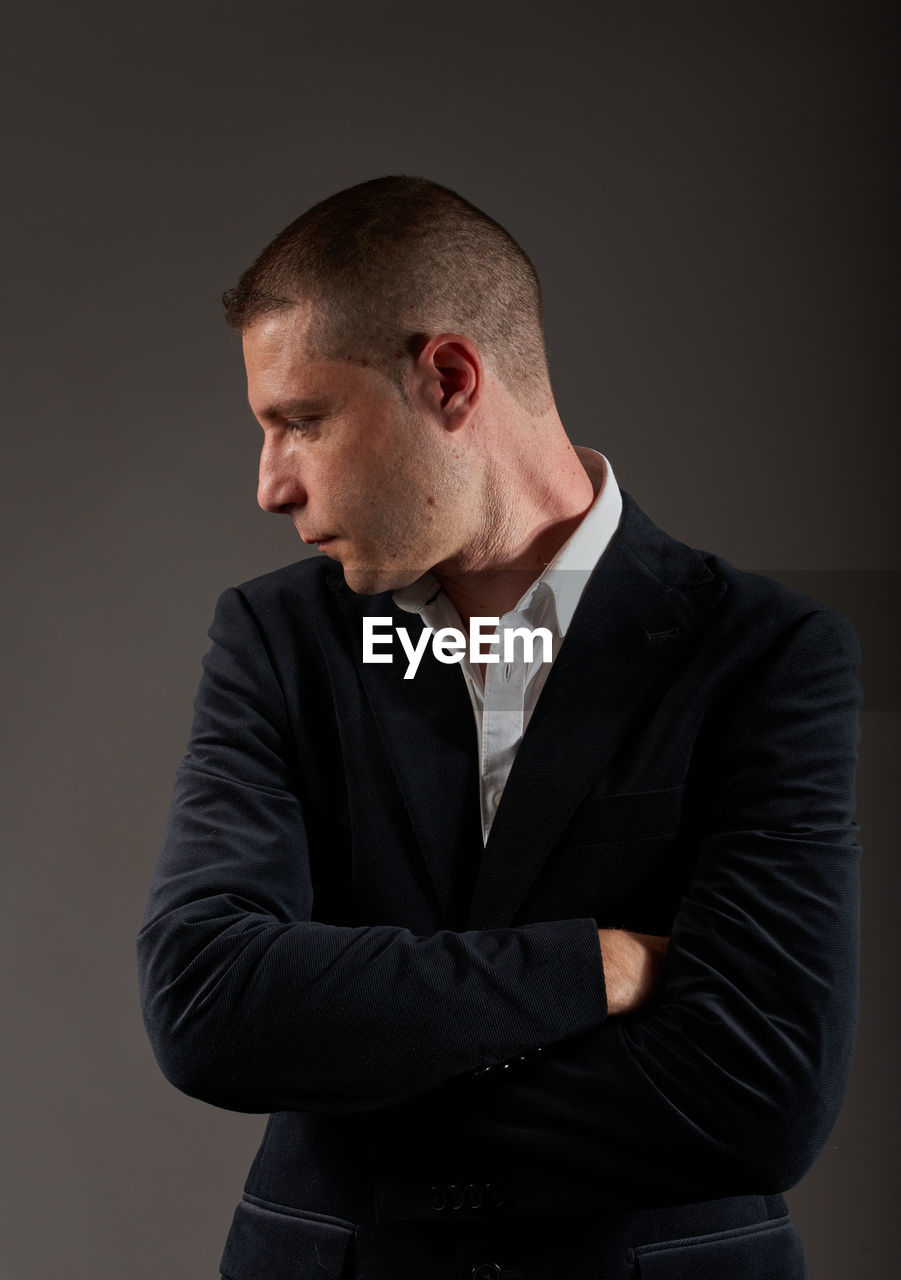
<box><xmin>466</xmin><ymin>492</ymin><xmax>727</xmax><ymax>928</ymax></box>
<box><xmin>327</xmin><ymin>577</ymin><xmax>482</xmax><ymax>924</ymax></box>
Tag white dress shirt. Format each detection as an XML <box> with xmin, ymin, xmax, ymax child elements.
<box><xmin>394</xmin><ymin>448</ymin><xmax>623</xmax><ymax>843</ymax></box>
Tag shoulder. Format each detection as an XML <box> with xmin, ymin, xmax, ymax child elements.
<box><xmin>617</xmin><ymin>489</ymin><xmax>860</xmax><ymax>664</ymax></box>
<box><xmin>697</xmin><ymin>552</ymin><xmax>860</xmax><ymax>666</ymax></box>
<box><xmin>232</xmin><ymin>554</ymin><xmax>339</xmax><ymax>610</ymax></box>
<box><xmin>201</xmin><ymin>556</ymin><xmax>335</xmax><ymax>643</ymax></box>
<box><xmin>206</xmin><ymin>555</ymin><xmax>395</xmax><ymax>674</ymax></box>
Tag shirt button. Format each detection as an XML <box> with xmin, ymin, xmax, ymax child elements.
<box><xmin>492</xmin><ymin>790</ymin><xmax>502</xmax><ymax>808</ymax></box>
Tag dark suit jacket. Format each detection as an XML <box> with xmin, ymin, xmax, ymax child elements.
<box><xmin>137</xmin><ymin>490</ymin><xmax>862</xmax><ymax>1279</ymax></box>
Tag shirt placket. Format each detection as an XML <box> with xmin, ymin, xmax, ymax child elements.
<box><xmin>480</xmin><ymin>616</ymin><xmax>529</xmax><ymax>841</ymax></box>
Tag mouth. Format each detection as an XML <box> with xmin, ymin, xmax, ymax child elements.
<box><xmin>300</xmin><ymin>533</ymin><xmax>336</xmax><ymax>548</ymax></box>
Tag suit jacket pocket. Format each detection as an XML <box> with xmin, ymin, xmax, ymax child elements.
<box><xmin>527</xmin><ymin>786</ymin><xmax>689</xmax><ymax>931</ymax></box>
<box><xmin>565</xmin><ymin>785</ymin><xmax>685</xmax><ymax>846</ymax></box>
<box><xmin>632</xmin><ymin>1214</ymin><xmax>806</xmax><ymax>1279</ymax></box>
<box><xmin>220</xmin><ymin>1195</ymin><xmax>354</xmax><ymax>1280</ymax></box>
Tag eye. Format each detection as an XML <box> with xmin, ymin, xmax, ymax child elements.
<box><xmin>287</xmin><ymin>417</ymin><xmax>320</xmax><ymax>436</ymax></box>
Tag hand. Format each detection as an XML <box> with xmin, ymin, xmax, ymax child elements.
<box><xmin>597</xmin><ymin>928</ymin><xmax>669</xmax><ymax>1016</ymax></box>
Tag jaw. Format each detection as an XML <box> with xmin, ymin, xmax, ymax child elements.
<box><xmin>340</xmin><ymin>561</ymin><xmax>432</xmax><ymax>597</ymax></box>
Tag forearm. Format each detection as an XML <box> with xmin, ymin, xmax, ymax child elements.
<box><xmin>138</xmin><ymin>805</ymin><xmax>608</xmax><ymax>1112</ymax></box>
<box><xmin>426</xmin><ymin>838</ymin><xmax>858</xmax><ymax>1198</ymax></box>
<box><xmin>397</xmin><ymin>849</ymin><xmax>857</xmax><ymax>1207</ymax></box>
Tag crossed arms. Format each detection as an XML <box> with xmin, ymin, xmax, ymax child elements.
<box><xmin>138</xmin><ymin>584</ymin><xmax>862</xmax><ymax>1202</ymax></box>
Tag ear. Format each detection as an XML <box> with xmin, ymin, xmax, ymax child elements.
<box><xmin>411</xmin><ymin>333</ymin><xmax>482</xmax><ymax>427</ymax></box>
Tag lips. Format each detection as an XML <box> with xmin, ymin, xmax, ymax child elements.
<box><xmin>305</xmin><ymin>535</ymin><xmax>339</xmax><ymax>556</ymax></box>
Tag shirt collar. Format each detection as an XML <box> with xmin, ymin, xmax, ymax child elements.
<box><xmin>393</xmin><ymin>448</ymin><xmax>622</xmax><ymax>636</ymax></box>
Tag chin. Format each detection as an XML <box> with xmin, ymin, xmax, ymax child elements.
<box><xmin>342</xmin><ymin>563</ymin><xmax>426</xmax><ymax>597</ymax></box>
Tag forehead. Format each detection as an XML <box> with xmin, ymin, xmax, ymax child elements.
<box><xmin>242</xmin><ymin>304</ymin><xmax>316</xmax><ymax>381</ymax></box>
<box><xmin>242</xmin><ymin>305</ymin><xmax>347</xmax><ymax>415</ymax></box>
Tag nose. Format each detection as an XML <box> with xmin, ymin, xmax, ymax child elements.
<box><xmin>257</xmin><ymin>436</ymin><xmax>306</xmax><ymax>514</ymax></box>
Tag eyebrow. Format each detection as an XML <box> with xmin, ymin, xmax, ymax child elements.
<box><xmin>257</xmin><ymin>397</ymin><xmax>331</xmax><ymax>421</ymax></box>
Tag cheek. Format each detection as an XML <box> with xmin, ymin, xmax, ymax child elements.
<box><xmin>316</xmin><ymin>463</ymin><xmax>357</xmax><ymax>508</ymax></box>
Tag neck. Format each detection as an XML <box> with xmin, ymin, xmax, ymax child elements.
<box><xmin>436</xmin><ymin>439</ymin><xmax>599</xmax><ymax>624</ymax></box>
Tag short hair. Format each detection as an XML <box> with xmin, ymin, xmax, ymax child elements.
<box><xmin>221</xmin><ymin>175</ymin><xmax>552</xmax><ymax>409</ymax></box>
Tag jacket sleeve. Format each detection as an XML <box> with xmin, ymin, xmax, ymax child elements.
<box><xmin>136</xmin><ymin>586</ymin><xmax>608</xmax><ymax>1114</ymax></box>
<box><xmin>437</xmin><ymin>604</ymin><xmax>863</xmax><ymax>1200</ymax></box>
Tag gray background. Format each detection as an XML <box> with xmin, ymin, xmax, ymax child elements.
<box><xmin>2</xmin><ymin>1</ymin><xmax>897</xmax><ymax>1276</ymax></box>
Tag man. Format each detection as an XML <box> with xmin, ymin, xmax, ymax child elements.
<box><xmin>138</xmin><ymin>176</ymin><xmax>862</xmax><ymax>1279</ymax></box>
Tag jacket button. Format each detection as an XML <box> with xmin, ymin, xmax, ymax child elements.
<box><xmin>464</xmin><ymin>1182</ymin><xmax>483</xmax><ymax>1209</ymax></box>
<box><xmin>483</xmin><ymin>1182</ymin><xmax>507</xmax><ymax>1207</ymax></box>
<box><xmin>472</xmin><ymin>1266</ymin><xmax>503</xmax><ymax>1280</ymax></box>
<box><xmin>427</xmin><ymin>1185</ymin><xmax>447</xmax><ymax>1212</ymax></box>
